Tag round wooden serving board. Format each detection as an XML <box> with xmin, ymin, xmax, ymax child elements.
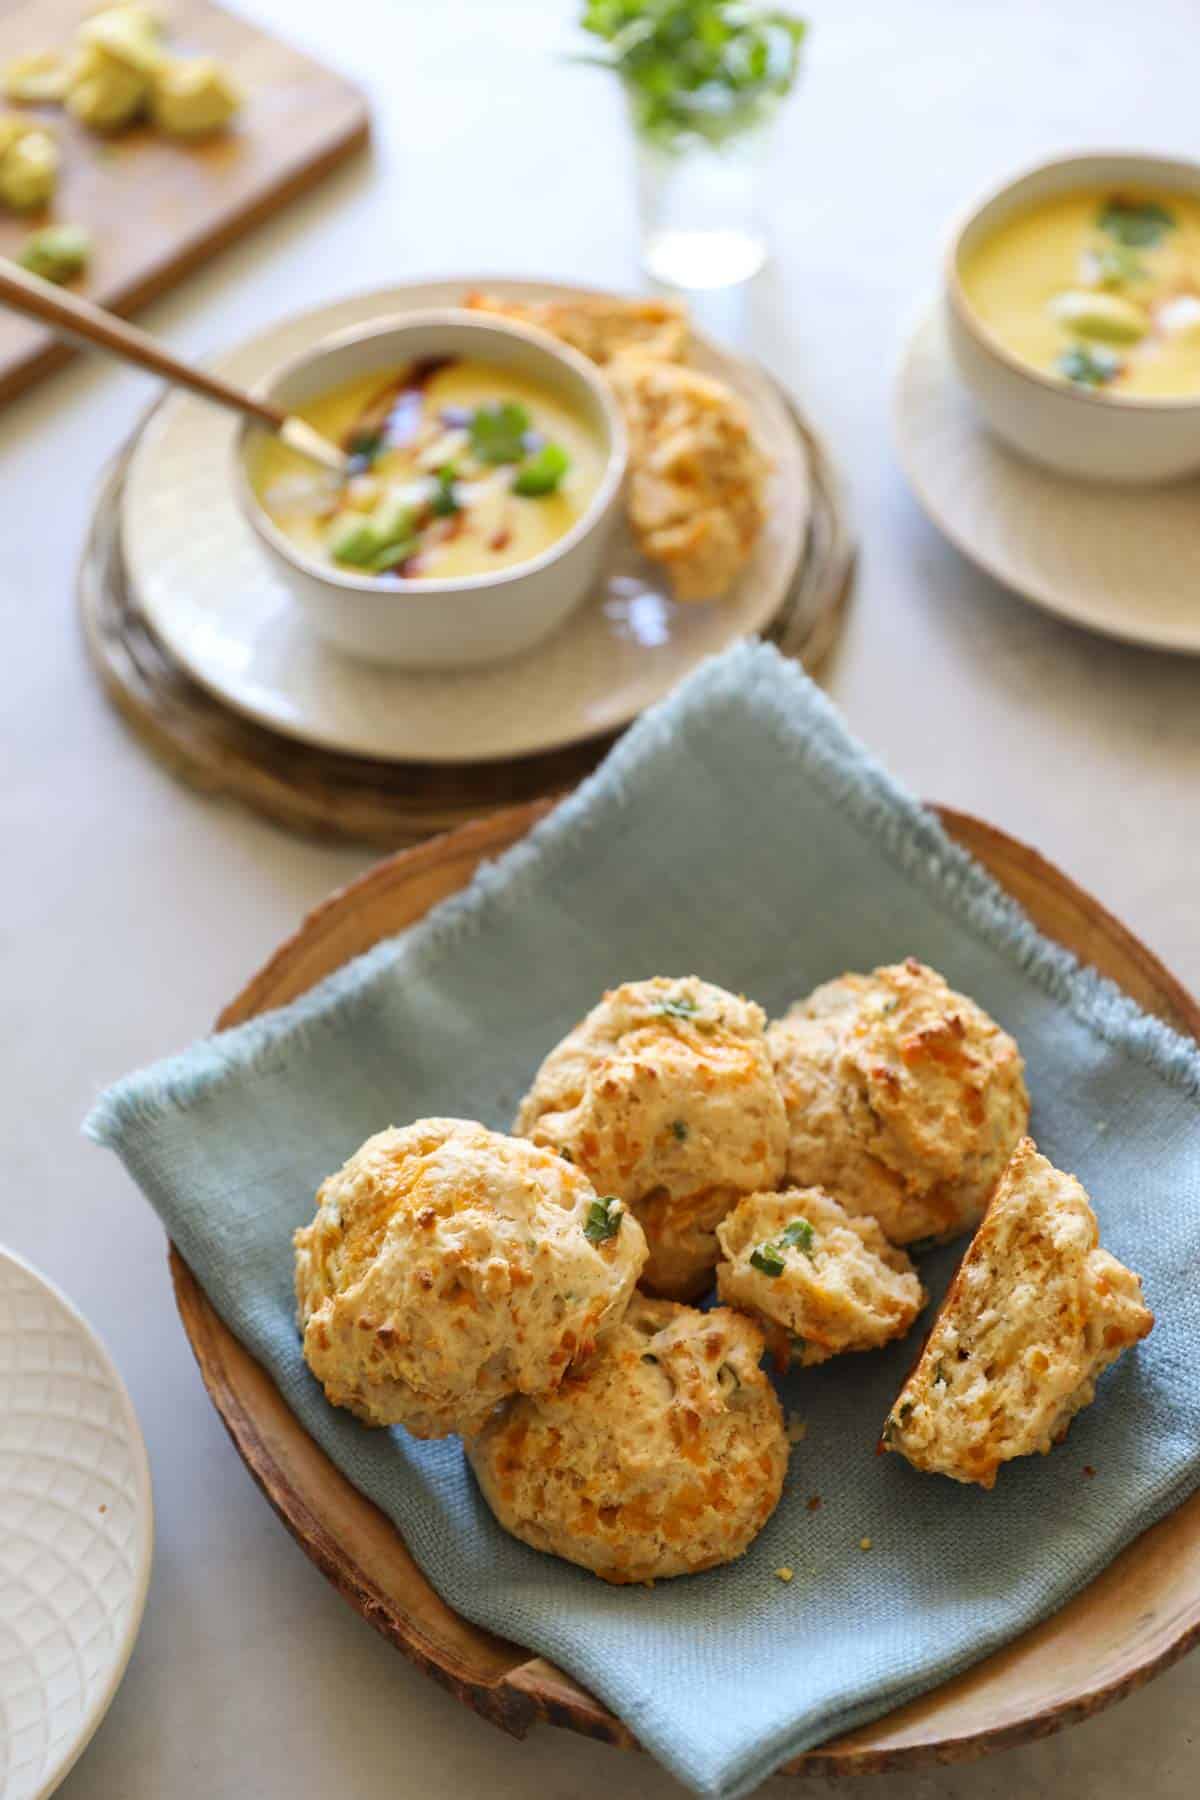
<box><xmin>80</xmin><ymin>390</ymin><xmax>852</xmax><ymax>849</ymax></box>
<box><xmin>169</xmin><ymin>801</ymin><xmax>1200</xmax><ymax>1775</ymax></box>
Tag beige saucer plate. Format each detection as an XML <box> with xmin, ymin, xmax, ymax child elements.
<box><xmin>121</xmin><ymin>278</ymin><xmax>808</xmax><ymax>765</ymax></box>
<box><xmin>893</xmin><ymin>306</ymin><xmax>1200</xmax><ymax>655</ymax></box>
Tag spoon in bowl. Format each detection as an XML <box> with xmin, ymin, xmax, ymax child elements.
<box><xmin>0</xmin><ymin>259</ymin><xmax>348</xmax><ymax>473</ymax></box>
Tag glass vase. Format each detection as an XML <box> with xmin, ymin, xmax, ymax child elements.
<box><xmin>632</xmin><ymin>97</ymin><xmax>778</xmax><ymax>291</ymax></box>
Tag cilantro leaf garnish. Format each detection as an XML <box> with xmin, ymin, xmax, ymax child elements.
<box><xmin>657</xmin><ymin>995</ymin><xmax>698</xmax><ymax>1021</ymax></box>
<box><xmin>512</xmin><ymin>442</ymin><xmax>570</xmax><ymax>496</ymax></box>
<box><xmin>1098</xmin><ymin>197</ymin><xmax>1176</xmax><ymax>248</ymax></box>
<box><xmin>584</xmin><ymin>1196</ymin><xmax>623</xmax><ymax>1243</ymax></box>
<box><xmin>369</xmin><ymin>538</ymin><xmax>418</xmax><ymax>574</ymax></box>
<box><xmin>469</xmin><ymin>401</ymin><xmax>531</xmax><ymax>465</ymax></box>
<box><xmin>750</xmin><ymin>1242</ymin><xmax>786</xmax><ymax>1278</ymax></box>
<box><xmin>431</xmin><ymin>464</ymin><xmax>461</xmax><ymax>517</ymax></box>
<box><xmin>346</xmin><ymin>428</ymin><xmax>384</xmax><ymax>469</ymax></box>
<box><xmin>1089</xmin><ymin>242</ymin><xmax>1147</xmax><ymax>288</ymax></box>
<box><xmin>1057</xmin><ymin>344</ymin><xmax>1123</xmax><ymax>388</ymax></box>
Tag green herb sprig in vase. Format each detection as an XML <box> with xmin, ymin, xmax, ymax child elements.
<box><xmin>576</xmin><ymin>0</ymin><xmax>807</xmax><ymax>289</ymax></box>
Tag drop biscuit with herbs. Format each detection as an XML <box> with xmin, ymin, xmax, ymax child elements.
<box><xmin>469</xmin><ymin>1294</ymin><xmax>788</xmax><ymax>1582</ymax></box>
<box><xmin>294</xmin><ymin>1118</ymin><xmax>647</xmax><ymax>1439</ymax></box>
<box><xmin>516</xmin><ymin>976</ymin><xmax>787</xmax><ymax>1301</ymax></box>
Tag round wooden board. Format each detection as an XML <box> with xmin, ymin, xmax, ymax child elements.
<box><xmin>80</xmin><ymin>395</ymin><xmax>853</xmax><ymax>851</ymax></box>
<box><xmin>168</xmin><ymin>801</ymin><xmax>1200</xmax><ymax>1774</ymax></box>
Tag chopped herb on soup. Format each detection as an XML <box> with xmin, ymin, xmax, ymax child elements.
<box><xmin>253</xmin><ymin>356</ymin><xmax>603</xmax><ymax>581</ymax></box>
<box><xmin>1097</xmin><ymin>196</ymin><xmax>1176</xmax><ymax>249</ymax></box>
<box><xmin>513</xmin><ymin>441</ymin><xmax>570</xmax><ymax>496</ymax></box>
<box><xmin>470</xmin><ymin>400</ymin><xmax>533</xmax><ymax>465</ymax></box>
<box><xmin>960</xmin><ymin>187</ymin><xmax>1200</xmax><ymax>398</ymax></box>
<box><xmin>1057</xmin><ymin>344</ymin><xmax>1124</xmax><ymax>388</ymax></box>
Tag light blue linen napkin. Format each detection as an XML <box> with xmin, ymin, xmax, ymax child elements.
<box><xmin>87</xmin><ymin>642</ymin><xmax>1200</xmax><ymax>1799</ymax></box>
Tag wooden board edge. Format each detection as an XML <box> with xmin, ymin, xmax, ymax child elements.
<box><xmin>216</xmin><ymin>801</ymin><xmax>558</xmax><ymax>1030</ymax></box>
<box><xmin>165</xmin><ymin>797</ymin><xmax>1200</xmax><ymax>1776</ymax></box>
<box><xmin>76</xmin><ymin>362</ymin><xmax>851</xmax><ymax>847</ymax></box>
<box><xmin>936</xmin><ymin>807</ymin><xmax>1200</xmax><ymax>1036</ymax></box>
<box><xmin>0</xmin><ymin>102</ymin><xmax>370</xmax><ymax>410</ymax></box>
<box><xmin>168</xmin><ymin>1245</ymin><xmax>540</xmax><ymax>1739</ymax></box>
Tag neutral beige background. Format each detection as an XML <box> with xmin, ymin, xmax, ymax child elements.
<box><xmin>3</xmin><ymin>1</ymin><xmax>1197</xmax><ymax>1795</ymax></box>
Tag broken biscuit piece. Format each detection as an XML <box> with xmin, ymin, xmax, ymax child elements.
<box><xmin>717</xmin><ymin>1186</ymin><xmax>925</xmax><ymax>1367</ymax></box>
<box><xmin>463</xmin><ymin>290</ymin><xmax>689</xmax><ymax>366</ymax></box>
<box><xmin>881</xmin><ymin>1138</ymin><xmax>1153</xmax><ymax>1488</ymax></box>
<box><xmin>606</xmin><ymin>352</ymin><xmax>771</xmax><ymax>600</ymax></box>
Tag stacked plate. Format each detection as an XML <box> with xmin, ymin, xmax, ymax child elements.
<box><xmin>894</xmin><ymin>307</ymin><xmax>1200</xmax><ymax>655</ymax></box>
<box><xmin>80</xmin><ymin>280</ymin><xmax>853</xmax><ymax>848</ymax></box>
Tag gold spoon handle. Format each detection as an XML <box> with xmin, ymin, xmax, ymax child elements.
<box><xmin>0</xmin><ymin>258</ymin><xmax>286</xmax><ymax>431</ymax></box>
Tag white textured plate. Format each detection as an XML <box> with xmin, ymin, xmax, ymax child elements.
<box><xmin>121</xmin><ymin>277</ymin><xmax>808</xmax><ymax>764</ymax></box>
<box><xmin>0</xmin><ymin>1249</ymin><xmax>153</xmax><ymax>1800</ymax></box>
<box><xmin>893</xmin><ymin>306</ymin><xmax>1200</xmax><ymax>654</ymax></box>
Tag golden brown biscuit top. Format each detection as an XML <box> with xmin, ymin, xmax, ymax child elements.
<box><xmin>770</xmin><ymin>959</ymin><xmax>1029</xmax><ymax>1243</ymax></box>
<box><xmin>294</xmin><ymin>1118</ymin><xmax>647</xmax><ymax>1438</ymax></box>
<box><xmin>462</xmin><ymin>291</ymin><xmax>689</xmax><ymax>366</ymax></box>
<box><xmin>515</xmin><ymin>976</ymin><xmax>786</xmax><ymax>1211</ymax></box>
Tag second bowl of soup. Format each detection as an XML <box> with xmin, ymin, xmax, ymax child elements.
<box><xmin>946</xmin><ymin>152</ymin><xmax>1200</xmax><ymax>483</ymax></box>
<box><xmin>237</xmin><ymin>311</ymin><xmax>626</xmax><ymax>668</ymax></box>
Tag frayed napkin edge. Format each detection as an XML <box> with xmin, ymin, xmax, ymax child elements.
<box><xmin>84</xmin><ymin>640</ymin><xmax>1200</xmax><ymax>1152</ymax></box>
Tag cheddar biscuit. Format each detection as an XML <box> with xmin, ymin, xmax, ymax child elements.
<box><xmin>294</xmin><ymin>1118</ymin><xmax>647</xmax><ymax>1438</ymax></box>
<box><xmin>468</xmin><ymin>1295</ymin><xmax>787</xmax><ymax>1582</ymax></box>
<box><xmin>769</xmin><ymin>958</ymin><xmax>1029</xmax><ymax>1245</ymax></box>
<box><xmin>516</xmin><ymin>976</ymin><xmax>787</xmax><ymax>1300</ymax></box>
<box><xmin>463</xmin><ymin>290</ymin><xmax>689</xmax><ymax>366</ymax></box>
<box><xmin>881</xmin><ymin>1138</ymin><xmax>1153</xmax><ymax>1488</ymax></box>
<box><xmin>605</xmin><ymin>353</ymin><xmax>771</xmax><ymax>600</ymax></box>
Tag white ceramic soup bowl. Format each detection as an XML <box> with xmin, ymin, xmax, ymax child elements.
<box><xmin>235</xmin><ymin>309</ymin><xmax>627</xmax><ymax>669</ymax></box>
<box><xmin>945</xmin><ymin>151</ymin><xmax>1200</xmax><ymax>484</ymax></box>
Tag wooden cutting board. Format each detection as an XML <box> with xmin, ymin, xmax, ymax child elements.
<box><xmin>0</xmin><ymin>0</ymin><xmax>368</xmax><ymax>402</ymax></box>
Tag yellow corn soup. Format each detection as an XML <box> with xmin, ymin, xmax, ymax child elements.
<box><xmin>960</xmin><ymin>188</ymin><xmax>1200</xmax><ymax>397</ymax></box>
<box><xmin>252</xmin><ymin>357</ymin><xmax>607</xmax><ymax>580</ymax></box>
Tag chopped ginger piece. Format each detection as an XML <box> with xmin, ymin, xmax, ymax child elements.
<box><xmin>3</xmin><ymin>51</ymin><xmax>69</xmax><ymax>104</ymax></box>
<box><xmin>150</xmin><ymin>54</ymin><xmax>239</xmax><ymax>136</ymax></box>
<box><xmin>0</xmin><ymin>120</ymin><xmax>58</xmax><ymax>210</ymax></box>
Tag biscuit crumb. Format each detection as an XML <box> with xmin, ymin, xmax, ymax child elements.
<box><xmin>859</xmin><ymin>1536</ymin><xmax>873</xmax><ymax>1552</ymax></box>
<box><xmin>786</xmin><ymin>1413</ymin><xmax>808</xmax><ymax>1444</ymax></box>
<box><xmin>774</xmin><ymin>1566</ymin><xmax>794</xmax><ymax>1583</ymax></box>
<box><xmin>806</xmin><ymin>1494</ymin><xmax>822</xmax><ymax>1512</ymax></box>
<box><xmin>1083</xmin><ymin>1465</ymin><xmax>1096</xmax><ymax>1478</ymax></box>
